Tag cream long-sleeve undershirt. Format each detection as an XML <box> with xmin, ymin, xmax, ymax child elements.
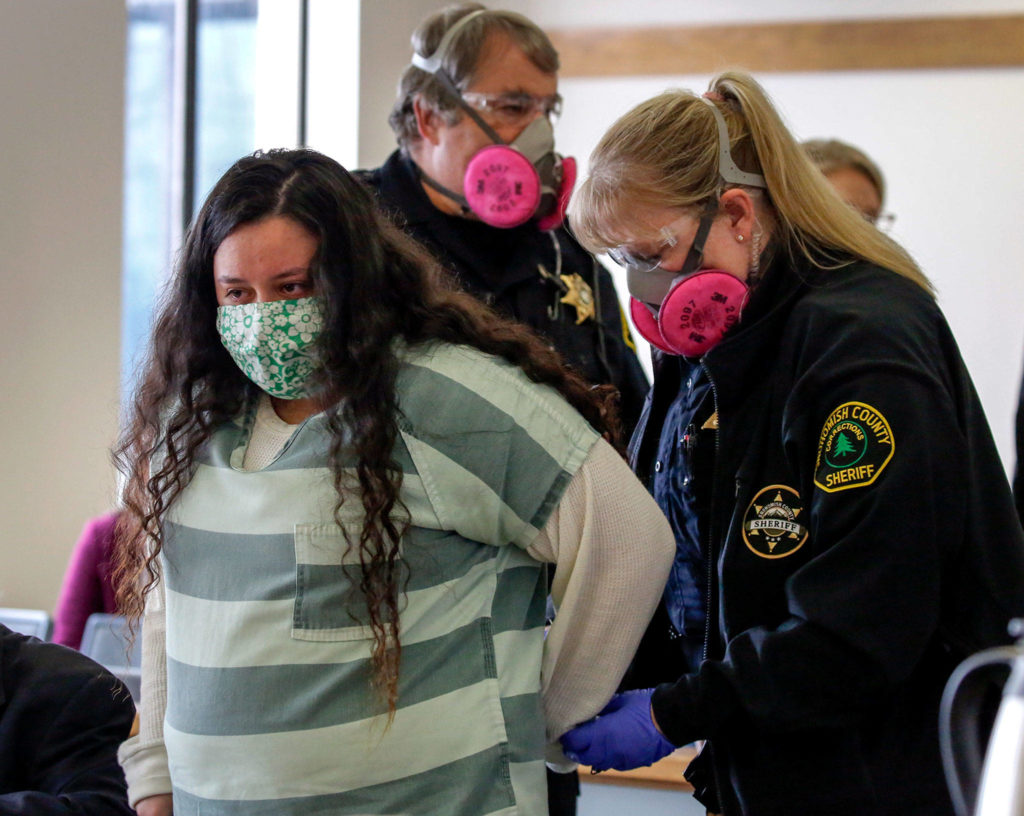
<box><xmin>118</xmin><ymin>438</ymin><xmax>674</xmax><ymax>805</ymax></box>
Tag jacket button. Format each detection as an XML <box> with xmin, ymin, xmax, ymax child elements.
<box><xmin>654</xmin><ymin>460</ymin><xmax>663</xmax><ymax>472</ymax></box>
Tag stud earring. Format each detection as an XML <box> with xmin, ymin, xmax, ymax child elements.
<box><xmin>736</xmin><ymin>234</ymin><xmax>745</xmax><ymax>242</ymax></box>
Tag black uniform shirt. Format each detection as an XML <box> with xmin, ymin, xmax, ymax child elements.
<box><xmin>357</xmin><ymin>150</ymin><xmax>650</xmax><ymax>436</ymax></box>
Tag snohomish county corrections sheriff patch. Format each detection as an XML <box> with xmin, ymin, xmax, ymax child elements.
<box><xmin>742</xmin><ymin>485</ymin><xmax>808</xmax><ymax>559</ymax></box>
<box><xmin>814</xmin><ymin>401</ymin><xmax>895</xmax><ymax>493</ymax></box>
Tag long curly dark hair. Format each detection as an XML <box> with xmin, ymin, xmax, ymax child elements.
<box><xmin>113</xmin><ymin>148</ymin><xmax>618</xmax><ymax>714</ymax></box>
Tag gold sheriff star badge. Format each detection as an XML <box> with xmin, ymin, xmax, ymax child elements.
<box><xmin>558</xmin><ymin>273</ymin><xmax>595</xmax><ymax>324</ymax></box>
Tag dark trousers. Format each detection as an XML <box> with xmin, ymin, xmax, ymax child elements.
<box><xmin>547</xmin><ymin>767</ymin><xmax>579</xmax><ymax>816</ymax></box>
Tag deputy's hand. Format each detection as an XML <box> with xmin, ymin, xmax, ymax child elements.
<box><xmin>135</xmin><ymin>794</ymin><xmax>173</xmax><ymax>816</ymax></box>
<box><xmin>560</xmin><ymin>688</ymin><xmax>676</xmax><ymax>772</ymax></box>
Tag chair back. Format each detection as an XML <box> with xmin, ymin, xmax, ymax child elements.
<box><xmin>0</xmin><ymin>607</ymin><xmax>53</xmax><ymax>640</ymax></box>
<box><xmin>111</xmin><ymin>665</ymin><xmax>142</xmax><ymax>704</ymax></box>
<box><xmin>80</xmin><ymin>613</ymin><xmax>141</xmax><ymax>668</ymax></box>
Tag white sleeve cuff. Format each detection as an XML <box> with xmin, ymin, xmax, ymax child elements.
<box><xmin>118</xmin><ymin>733</ymin><xmax>172</xmax><ymax>807</ymax></box>
<box><xmin>545</xmin><ymin>740</ymin><xmax>578</xmax><ymax>773</ymax></box>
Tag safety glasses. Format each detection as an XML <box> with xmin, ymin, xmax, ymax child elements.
<box><xmin>460</xmin><ymin>91</ymin><xmax>562</xmax><ymax>125</ymax></box>
<box><xmin>624</xmin><ymin>213</ymin><xmax>715</xmax><ymax>304</ymax></box>
<box><xmin>607</xmin><ymin>213</ymin><xmax>704</xmax><ymax>274</ymax></box>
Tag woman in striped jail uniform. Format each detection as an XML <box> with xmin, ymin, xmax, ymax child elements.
<box><xmin>112</xmin><ymin>148</ymin><xmax>674</xmax><ymax>816</ymax></box>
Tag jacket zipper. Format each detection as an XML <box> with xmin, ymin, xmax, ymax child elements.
<box><xmin>700</xmin><ymin>362</ymin><xmax>731</xmax><ymax>815</ymax></box>
<box><xmin>701</xmin><ymin>361</ymin><xmax>720</xmax><ymax>663</ymax></box>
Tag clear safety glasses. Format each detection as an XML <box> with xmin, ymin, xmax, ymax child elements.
<box><xmin>869</xmin><ymin>211</ymin><xmax>896</xmax><ymax>232</ymax></box>
<box><xmin>460</xmin><ymin>91</ymin><xmax>562</xmax><ymax>126</ymax></box>
<box><xmin>607</xmin><ymin>213</ymin><xmax>699</xmax><ymax>273</ymax></box>
<box><xmin>622</xmin><ymin>213</ymin><xmax>715</xmax><ymax>305</ymax></box>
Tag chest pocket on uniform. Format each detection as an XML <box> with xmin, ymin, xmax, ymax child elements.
<box><xmin>293</xmin><ymin>522</ymin><xmax>387</xmax><ymax>642</ymax></box>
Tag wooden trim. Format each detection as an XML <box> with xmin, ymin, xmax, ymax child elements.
<box><xmin>578</xmin><ymin>747</ymin><xmax>696</xmax><ymax>791</ymax></box>
<box><xmin>548</xmin><ymin>15</ymin><xmax>1024</xmax><ymax>77</ymax></box>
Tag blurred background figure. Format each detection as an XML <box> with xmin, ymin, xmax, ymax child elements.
<box><xmin>53</xmin><ymin>512</ymin><xmax>120</xmax><ymax>649</ymax></box>
<box><xmin>803</xmin><ymin>137</ymin><xmax>889</xmax><ymax>228</ymax></box>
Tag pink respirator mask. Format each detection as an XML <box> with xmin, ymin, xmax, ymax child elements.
<box><xmin>459</xmin><ymin>116</ymin><xmax>577</xmax><ymax>229</ymax></box>
<box><xmin>629</xmin><ymin>269</ymin><xmax>749</xmax><ymax>358</ymax></box>
<box><xmin>625</xmin><ymin>214</ymin><xmax>749</xmax><ymax>357</ymax></box>
<box><xmin>411</xmin><ymin>11</ymin><xmax>576</xmax><ymax>230</ymax></box>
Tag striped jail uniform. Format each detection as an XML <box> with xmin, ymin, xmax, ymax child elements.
<box><xmin>158</xmin><ymin>342</ymin><xmax>599</xmax><ymax>815</ymax></box>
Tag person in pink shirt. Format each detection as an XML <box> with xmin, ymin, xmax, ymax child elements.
<box><xmin>53</xmin><ymin>511</ymin><xmax>120</xmax><ymax>648</ymax></box>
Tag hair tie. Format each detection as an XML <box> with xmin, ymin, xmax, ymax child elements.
<box><xmin>702</xmin><ymin>91</ymin><xmax>725</xmax><ymax>102</ymax></box>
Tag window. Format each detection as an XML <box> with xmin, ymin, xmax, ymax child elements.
<box><xmin>122</xmin><ymin>0</ymin><xmax>175</xmax><ymax>389</ymax></box>
<box><xmin>121</xmin><ymin>0</ymin><xmax>303</xmax><ymax>393</ymax></box>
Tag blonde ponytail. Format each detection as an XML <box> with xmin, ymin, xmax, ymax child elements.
<box><xmin>571</xmin><ymin>70</ymin><xmax>932</xmax><ymax>295</ymax></box>
<box><xmin>710</xmin><ymin>71</ymin><xmax>931</xmax><ymax>293</ymax></box>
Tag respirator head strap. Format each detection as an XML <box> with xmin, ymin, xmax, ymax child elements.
<box><xmin>700</xmin><ymin>96</ymin><xmax>766</xmax><ymax>189</ymax></box>
<box><xmin>680</xmin><ymin>210</ymin><xmax>715</xmax><ymax>278</ymax></box>
<box><xmin>625</xmin><ymin>211</ymin><xmax>715</xmax><ymax>306</ymax></box>
<box><xmin>410</xmin><ymin>9</ymin><xmax>505</xmax><ymax>145</ymax></box>
<box><xmin>413</xmin><ymin>163</ymin><xmax>472</xmax><ymax>215</ymax></box>
<box><xmin>425</xmin><ymin>66</ymin><xmax>506</xmax><ymax>145</ymax></box>
<box><xmin>410</xmin><ymin>9</ymin><xmax>486</xmax><ymax>75</ymax></box>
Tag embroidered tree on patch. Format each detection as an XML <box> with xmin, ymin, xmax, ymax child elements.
<box><xmin>833</xmin><ymin>432</ymin><xmax>857</xmax><ymax>458</ymax></box>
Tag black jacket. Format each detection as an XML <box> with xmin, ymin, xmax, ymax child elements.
<box><xmin>0</xmin><ymin>624</ymin><xmax>135</xmax><ymax>815</ymax></box>
<box><xmin>356</xmin><ymin>151</ymin><xmax>650</xmax><ymax>436</ymax></box>
<box><xmin>631</xmin><ymin>258</ymin><xmax>1024</xmax><ymax>816</ymax></box>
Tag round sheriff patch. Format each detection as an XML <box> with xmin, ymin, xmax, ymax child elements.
<box><xmin>743</xmin><ymin>485</ymin><xmax>809</xmax><ymax>559</ymax></box>
<box><xmin>814</xmin><ymin>401</ymin><xmax>895</xmax><ymax>493</ymax></box>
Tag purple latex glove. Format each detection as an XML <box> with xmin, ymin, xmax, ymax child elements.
<box><xmin>560</xmin><ymin>688</ymin><xmax>677</xmax><ymax>772</ymax></box>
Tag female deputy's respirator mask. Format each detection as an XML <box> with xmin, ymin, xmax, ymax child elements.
<box><xmin>628</xmin><ymin>264</ymin><xmax>749</xmax><ymax>359</ymax></box>
<box><xmin>623</xmin><ymin>96</ymin><xmax>766</xmax><ymax>357</ymax></box>
<box><xmin>411</xmin><ymin>10</ymin><xmax>576</xmax><ymax>230</ymax></box>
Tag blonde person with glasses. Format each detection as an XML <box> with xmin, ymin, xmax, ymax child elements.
<box><xmin>802</xmin><ymin>137</ymin><xmax>894</xmax><ymax>230</ymax></box>
<box><xmin>558</xmin><ymin>72</ymin><xmax>1024</xmax><ymax>816</ymax></box>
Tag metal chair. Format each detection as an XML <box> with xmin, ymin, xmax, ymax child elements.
<box><xmin>80</xmin><ymin>613</ymin><xmax>141</xmax><ymax>668</ymax></box>
<box><xmin>0</xmin><ymin>607</ymin><xmax>53</xmax><ymax>640</ymax></box>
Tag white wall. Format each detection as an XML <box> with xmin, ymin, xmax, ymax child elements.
<box><xmin>0</xmin><ymin>2</ymin><xmax>125</xmax><ymax>609</ymax></box>
<box><xmin>357</xmin><ymin>0</ymin><xmax>446</xmax><ymax>169</ymax></box>
<box><xmin>306</xmin><ymin>0</ymin><xmax>443</xmax><ymax>170</ymax></box>
<box><xmin>511</xmin><ymin>0</ymin><xmax>1024</xmax><ymax>26</ymax></box>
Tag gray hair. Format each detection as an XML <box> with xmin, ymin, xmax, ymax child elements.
<box><xmin>801</xmin><ymin>138</ymin><xmax>886</xmax><ymax>208</ymax></box>
<box><xmin>388</xmin><ymin>3</ymin><xmax>559</xmax><ymax>150</ymax></box>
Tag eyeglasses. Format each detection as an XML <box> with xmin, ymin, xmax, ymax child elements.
<box><xmin>856</xmin><ymin>205</ymin><xmax>896</xmax><ymax>233</ymax></box>
<box><xmin>460</xmin><ymin>91</ymin><xmax>562</xmax><ymax>125</ymax></box>
<box><xmin>624</xmin><ymin>213</ymin><xmax>716</xmax><ymax>305</ymax></box>
<box><xmin>607</xmin><ymin>214</ymin><xmax>697</xmax><ymax>273</ymax></box>
<box><xmin>872</xmin><ymin>212</ymin><xmax>896</xmax><ymax>232</ymax></box>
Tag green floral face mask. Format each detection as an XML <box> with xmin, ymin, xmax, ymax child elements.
<box><xmin>216</xmin><ymin>296</ymin><xmax>325</xmax><ymax>400</ymax></box>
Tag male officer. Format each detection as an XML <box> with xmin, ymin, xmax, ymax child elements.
<box><xmin>358</xmin><ymin>3</ymin><xmax>648</xmax><ymax>440</ymax></box>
